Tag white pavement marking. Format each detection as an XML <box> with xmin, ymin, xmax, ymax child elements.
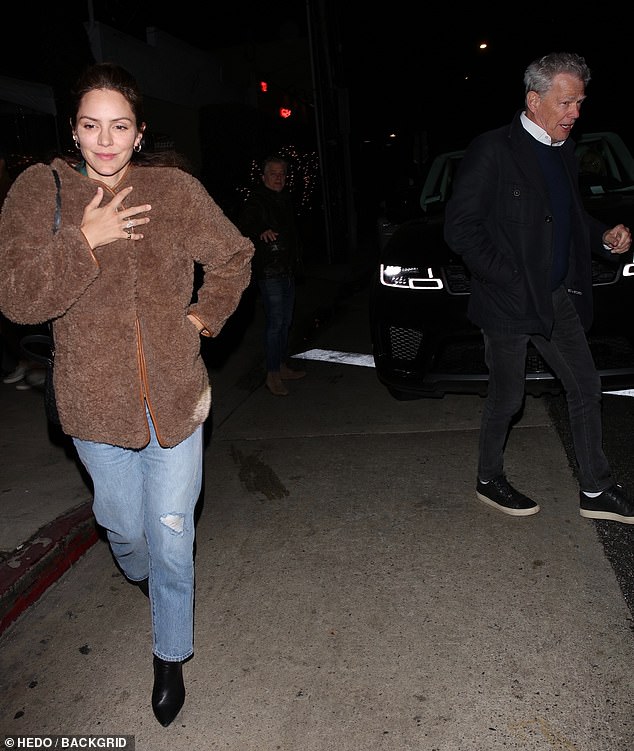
<box><xmin>292</xmin><ymin>349</ymin><xmax>375</xmax><ymax>368</ymax></box>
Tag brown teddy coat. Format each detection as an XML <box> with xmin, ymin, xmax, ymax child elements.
<box><xmin>0</xmin><ymin>158</ymin><xmax>254</xmax><ymax>448</ymax></box>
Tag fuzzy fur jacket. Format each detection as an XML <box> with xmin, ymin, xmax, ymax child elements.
<box><xmin>0</xmin><ymin>158</ymin><xmax>254</xmax><ymax>448</ymax></box>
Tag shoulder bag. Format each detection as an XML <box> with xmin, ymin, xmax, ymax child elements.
<box><xmin>19</xmin><ymin>168</ymin><xmax>61</xmax><ymax>426</ymax></box>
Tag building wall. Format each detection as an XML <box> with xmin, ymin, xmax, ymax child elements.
<box><xmin>84</xmin><ymin>21</ymin><xmax>246</xmax><ymax>173</ymax></box>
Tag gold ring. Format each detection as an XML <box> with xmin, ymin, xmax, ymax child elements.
<box><xmin>126</xmin><ymin>228</ymin><xmax>133</xmax><ymax>239</ymax></box>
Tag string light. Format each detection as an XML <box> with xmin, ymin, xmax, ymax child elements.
<box><xmin>239</xmin><ymin>144</ymin><xmax>320</xmax><ymax>215</ymax></box>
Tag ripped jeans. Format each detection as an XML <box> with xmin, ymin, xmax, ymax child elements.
<box><xmin>73</xmin><ymin>409</ymin><xmax>203</xmax><ymax>662</ymax></box>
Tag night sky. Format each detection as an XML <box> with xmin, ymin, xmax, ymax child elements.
<box><xmin>335</xmin><ymin>11</ymin><xmax>630</xmax><ymax>149</ymax></box>
<box><xmin>136</xmin><ymin>6</ymin><xmax>630</xmax><ymax>144</ymax></box>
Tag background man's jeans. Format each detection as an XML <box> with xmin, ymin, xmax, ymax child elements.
<box><xmin>479</xmin><ymin>285</ymin><xmax>613</xmax><ymax>492</ymax></box>
<box><xmin>258</xmin><ymin>274</ymin><xmax>296</xmax><ymax>372</ymax></box>
<box><xmin>73</xmin><ymin>409</ymin><xmax>203</xmax><ymax>662</ymax></box>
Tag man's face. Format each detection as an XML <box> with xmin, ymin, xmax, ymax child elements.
<box><xmin>526</xmin><ymin>73</ymin><xmax>586</xmax><ymax>143</ymax></box>
<box><xmin>262</xmin><ymin>164</ymin><xmax>287</xmax><ymax>192</ymax></box>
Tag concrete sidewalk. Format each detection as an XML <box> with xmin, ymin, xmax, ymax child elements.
<box><xmin>2</xmin><ymin>259</ymin><xmax>634</xmax><ymax>750</ymax></box>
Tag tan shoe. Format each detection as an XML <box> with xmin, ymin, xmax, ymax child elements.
<box><xmin>280</xmin><ymin>363</ymin><xmax>306</xmax><ymax>380</ymax></box>
<box><xmin>266</xmin><ymin>372</ymin><xmax>289</xmax><ymax>396</ymax></box>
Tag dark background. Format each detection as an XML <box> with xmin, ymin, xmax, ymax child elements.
<box><xmin>3</xmin><ymin>5</ymin><xmax>628</xmax><ymax>144</ymax></box>
<box><xmin>104</xmin><ymin>5</ymin><xmax>630</xmax><ymax>144</ymax></box>
<box><xmin>1</xmin><ymin>4</ymin><xmax>630</xmax><ymax>249</ymax></box>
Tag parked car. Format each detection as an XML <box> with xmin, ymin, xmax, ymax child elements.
<box><xmin>370</xmin><ymin>132</ymin><xmax>634</xmax><ymax>400</ymax></box>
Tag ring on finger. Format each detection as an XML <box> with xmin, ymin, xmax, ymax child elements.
<box><xmin>126</xmin><ymin>228</ymin><xmax>133</xmax><ymax>239</ymax></box>
<box><xmin>124</xmin><ymin>219</ymin><xmax>134</xmax><ymax>230</ymax></box>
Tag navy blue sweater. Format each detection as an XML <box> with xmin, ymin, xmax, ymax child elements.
<box><xmin>531</xmin><ymin>140</ymin><xmax>572</xmax><ymax>289</ymax></box>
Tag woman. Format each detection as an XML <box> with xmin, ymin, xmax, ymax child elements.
<box><xmin>0</xmin><ymin>63</ymin><xmax>254</xmax><ymax>726</ymax></box>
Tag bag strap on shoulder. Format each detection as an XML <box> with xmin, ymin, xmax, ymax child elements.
<box><xmin>52</xmin><ymin>168</ymin><xmax>61</xmax><ymax>234</ymax></box>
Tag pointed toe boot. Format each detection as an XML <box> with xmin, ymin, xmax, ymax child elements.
<box><xmin>152</xmin><ymin>656</ymin><xmax>185</xmax><ymax>727</ymax></box>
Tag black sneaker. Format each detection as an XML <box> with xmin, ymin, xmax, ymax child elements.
<box><xmin>579</xmin><ymin>484</ymin><xmax>634</xmax><ymax>524</ymax></box>
<box><xmin>476</xmin><ymin>475</ymin><xmax>540</xmax><ymax>517</ymax></box>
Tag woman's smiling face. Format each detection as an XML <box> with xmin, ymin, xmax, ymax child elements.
<box><xmin>73</xmin><ymin>88</ymin><xmax>144</xmax><ymax>186</ymax></box>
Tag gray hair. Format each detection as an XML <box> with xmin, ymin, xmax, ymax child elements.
<box><xmin>262</xmin><ymin>155</ymin><xmax>288</xmax><ymax>174</ymax></box>
<box><xmin>524</xmin><ymin>52</ymin><xmax>591</xmax><ymax>95</ymax></box>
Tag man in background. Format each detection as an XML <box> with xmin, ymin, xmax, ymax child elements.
<box><xmin>238</xmin><ymin>154</ymin><xmax>306</xmax><ymax>396</ymax></box>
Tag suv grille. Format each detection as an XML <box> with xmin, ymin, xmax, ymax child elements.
<box><xmin>441</xmin><ymin>257</ymin><xmax>621</xmax><ymax>295</ymax></box>
<box><xmin>591</xmin><ymin>257</ymin><xmax>621</xmax><ymax>285</ymax></box>
<box><xmin>388</xmin><ymin>326</ymin><xmax>423</xmax><ymax>360</ymax></box>
<box><xmin>442</xmin><ymin>265</ymin><xmax>471</xmax><ymax>294</ymax></box>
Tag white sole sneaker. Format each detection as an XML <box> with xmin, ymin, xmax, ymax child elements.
<box><xmin>3</xmin><ymin>365</ymin><xmax>27</xmax><ymax>384</ymax></box>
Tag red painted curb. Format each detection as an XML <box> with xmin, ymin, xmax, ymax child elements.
<box><xmin>0</xmin><ymin>502</ymin><xmax>98</xmax><ymax>636</ymax></box>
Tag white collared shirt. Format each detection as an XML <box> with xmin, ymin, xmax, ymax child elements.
<box><xmin>521</xmin><ymin>112</ymin><xmax>612</xmax><ymax>248</ymax></box>
<box><xmin>520</xmin><ymin>111</ymin><xmax>565</xmax><ymax>147</ymax></box>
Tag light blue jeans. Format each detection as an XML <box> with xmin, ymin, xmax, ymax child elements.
<box><xmin>73</xmin><ymin>409</ymin><xmax>203</xmax><ymax>662</ymax></box>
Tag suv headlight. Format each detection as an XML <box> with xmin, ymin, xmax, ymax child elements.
<box><xmin>379</xmin><ymin>264</ymin><xmax>443</xmax><ymax>290</ymax></box>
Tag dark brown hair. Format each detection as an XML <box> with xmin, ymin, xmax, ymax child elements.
<box><xmin>70</xmin><ymin>62</ymin><xmax>145</xmax><ymax>129</ymax></box>
<box><xmin>66</xmin><ymin>62</ymin><xmax>193</xmax><ymax>172</ymax></box>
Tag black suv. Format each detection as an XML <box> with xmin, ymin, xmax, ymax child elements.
<box><xmin>370</xmin><ymin>132</ymin><xmax>634</xmax><ymax>400</ymax></box>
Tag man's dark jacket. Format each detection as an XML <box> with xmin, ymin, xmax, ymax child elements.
<box><xmin>444</xmin><ymin>111</ymin><xmax>611</xmax><ymax>337</ymax></box>
<box><xmin>237</xmin><ymin>184</ymin><xmax>300</xmax><ymax>280</ymax></box>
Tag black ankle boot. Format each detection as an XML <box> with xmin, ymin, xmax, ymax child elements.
<box><xmin>151</xmin><ymin>656</ymin><xmax>185</xmax><ymax>727</ymax></box>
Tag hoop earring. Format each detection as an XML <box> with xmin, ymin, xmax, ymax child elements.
<box><xmin>72</xmin><ymin>135</ymin><xmax>80</xmax><ymax>150</ymax></box>
<box><xmin>134</xmin><ymin>142</ymin><xmax>142</xmax><ymax>153</ymax></box>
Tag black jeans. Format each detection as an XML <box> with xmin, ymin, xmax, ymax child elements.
<box><xmin>479</xmin><ymin>285</ymin><xmax>613</xmax><ymax>492</ymax></box>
